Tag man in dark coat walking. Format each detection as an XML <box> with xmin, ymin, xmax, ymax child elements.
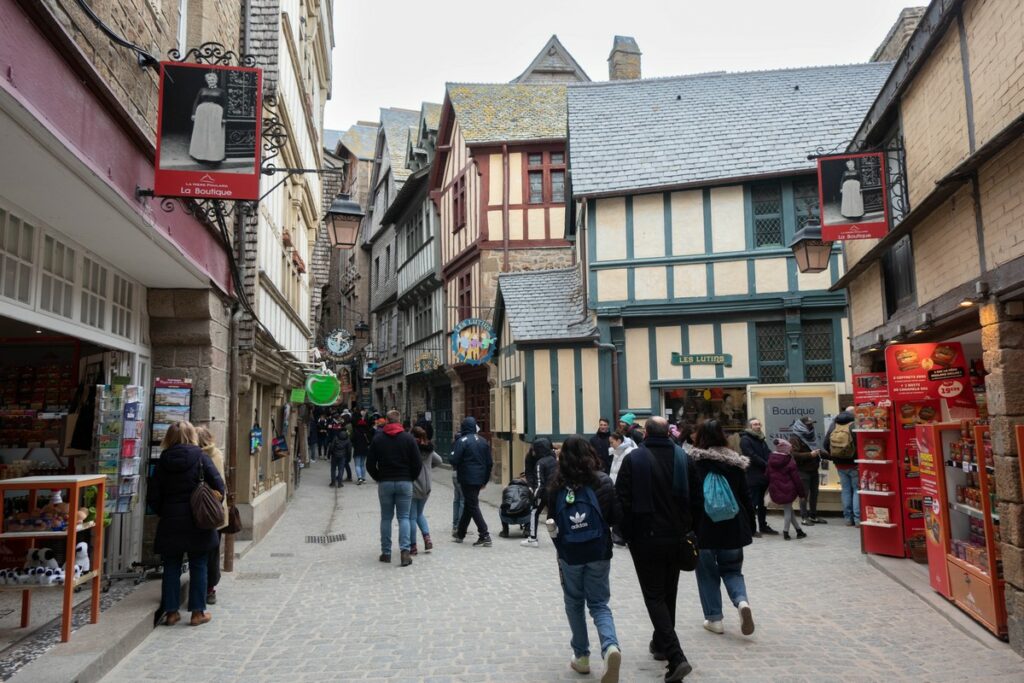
<box><xmin>739</xmin><ymin>418</ymin><xmax>776</xmax><ymax>536</ymax></box>
<box><xmin>589</xmin><ymin>417</ymin><xmax>613</xmax><ymax>473</ymax></box>
<box><xmin>367</xmin><ymin>410</ymin><xmax>422</xmax><ymax>566</ymax></box>
<box><xmin>450</xmin><ymin>416</ymin><xmax>493</xmax><ymax>547</ymax></box>
<box><xmin>615</xmin><ymin>417</ymin><xmax>702</xmax><ymax>682</ymax></box>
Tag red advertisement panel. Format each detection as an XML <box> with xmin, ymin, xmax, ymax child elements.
<box><xmin>916</xmin><ymin>425</ymin><xmax>951</xmax><ymax>597</ymax></box>
<box><xmin>852</xmin><ymin>373</ymin><xmax>904</xmax><ymax>557</ymax></box>
<box><xmin>154</xmin><ymin>62</ymin><xmax>263</xmax><ymax>200</ymax></box>
<box><xmin>817</xmin><ymin>152</ymin><xmax>889</xmax><ymax>241</ymax></box>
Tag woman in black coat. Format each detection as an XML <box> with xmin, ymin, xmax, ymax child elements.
<box><xmin>147</xmin><ymin>421</ymin><xmax>225</xmax><ymax>627</ymax></box>
<box><xmin>739</xmin><ymin>419</ymin><xmax>776</xmax><ymax>536</ymax></box>
<box><xmin>689</xmin><ymin>420</ymin><xmax>756</xmax><ymax>637</ymax></box>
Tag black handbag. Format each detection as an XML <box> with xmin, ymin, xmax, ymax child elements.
<box><xmin>190</xmin><ymin>463</ymin><xmax>223</xmax><ymax>530</ymax></box>
<box><xmin>222</xmin><ymin>504</ymin><xmax>242</xmax><ymax>534</ymax></box>
<box><xmin>677</xmin><ymin>531</ymin><xmax>700</xmax><ymax>572</ymax></box>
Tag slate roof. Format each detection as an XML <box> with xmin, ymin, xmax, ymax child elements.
<box><xmin>339</xmin><ymin>123</ymin><xmax>378</xmax><ymax>160</ymax></box>
<box><xmin>497</xmin><ymin>267</ymin><xmax>596</xmax><ymax>343</ymax></box>
<box><xmin>323</xmin><ymin>128</ymin><xmax>344</xmax><ymax>154</ymax></box>
<box><xmin>380</xmin><ymin>108</ymin><xmax>421</xmax><ymax>181</ymax></box>
<box><xmin>447</xmin><ymin>83</ymin><xmax>567</xmax><ymax>144</ymax></box>
<box><xmin>567</xmin><ymin>63</ymin><xmax>894</xmax><ymax>197</ymax></box>
<box><xmin>421</xmin><ymin>102</ymin><xmax>442</xmax><ymax>132</ymax></box>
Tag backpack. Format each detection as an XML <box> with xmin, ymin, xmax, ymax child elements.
<box><xmin>553</xmin><ymin>485</ymin><xmax>606</xmax><ymax>563</ymax></box>
<box><xmin>703</xmin><ymin>471</ymin><xmax>739</xmax><ymax>523</ymax></box>
<box><xmin>501</xmin><ymin>482</ymin><xmax>532</xmax><ymax>517</ymax></box>
<box><xmin>829</xmin><ymin>422</ymin><xmax>855</xmax><ymax>459</ymax></box>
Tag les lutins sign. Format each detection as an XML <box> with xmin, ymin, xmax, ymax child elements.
<box><xmin>671</xmin><ymin>352</ymin><xmax>732</xmax><ymax>367</ymax></box>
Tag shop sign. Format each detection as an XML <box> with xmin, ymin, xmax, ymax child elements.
<box><xmin>670</xmin><ymin>353</ymin><xmax>732</xmax><ymax>367</ymax></box>
<box><xmin>883</xmin><ymin>342</ymin><xmax>977</xmax><ymax>421</ymax></box>
<box><xmin>324</xmin><ymin>328</ymin><xmax>354</xmax><ymax>359</ymax></box>
<box><xmin>816</xmin><ymin>152</ymin><xmax>889</xmax><ymax>241</ymax></box>
<box><xmin>415</xmin><ymin>352</ymin><xmax>440</xmax><ymax>373</ymax></box>
<box><xmin>451</xmin><ymin>318</ymin><xmax>497</xmax><ymax>366</ymax></box>
<box><xmin>154</xmin><ymin>62</ymin><xmax>263</xmax><ymax>200</ymax></box>
<box><xmin>305</xmin><ymin>373</ymin><xmax>341</xmax><ymax>407</ymax></box>
<box><xmin>289</xmin><ymin>388</ymin><xmax>306</xmax><ymax>404</ymax></box>
<box><xmin>763</xmin><ymin>398</ymin><xmax>824</xmax><ymax>445</ymax></box>
<box><xmin>339</xmin><ymin>367</ymin><xmax>353</xmax><ymax>394</ymax></box>
<box><xmin>373</xmin><ymin>359</ymin><xmax>404</xmax><ymax>378</ymax></box>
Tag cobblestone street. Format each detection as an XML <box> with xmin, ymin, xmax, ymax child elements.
<box><xmin>100</xmin><ymin>462</ymin><xmax>1023</xmax><ymax>682</ymax></box>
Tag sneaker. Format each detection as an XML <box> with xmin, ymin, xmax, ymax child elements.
<box><xmin>520</xmin><ymin>538</ymin><xmax>539</xmax><ymax>547</ymax></box>
<box><xmin>703</xmin><ymin>619</ymin><xmax>724</xmax><ymax>634</ymax></box>
<box><xmin>796</xmin><ymin>529</ymin><xmax>807</xmax><ymax>539</ymax></box>
<box><xmin>811</xmin><ymin>516</ymin><xmax>828</xmax><ymax>524</ymax></box>
<box><xmin>498</xmin><ymin>529</ymin><xmax>510</xmax><ymax>538</ymax></box>
<box><xmin>801</xmin><ymin>517</ymin><xmax>815</xmax><ymax>526</ymax></box>
<box><xmin>357</xmin><ymin>478</ymin><xmax>364</xmax><ymax>485</ymax></box>
<box><xmin>783</xmin><ymin>531</ymin><xmax>791</xmax><ymax>541</ymax></box>
<box><xmin>570</xmin><ymin>654</ymin><xmax>590</xmax><ymax>674</ymax></box>
<box><xmin>648</xmin><ymin>640</ymin><xmax>667</xmax><ymax>661</ymax></box>
<box><xmin>752</xmin><ymin>531</ymin><xmax>762</xmax><ymax>538</ymax></box>
<box><xmin>665</xmin><ymin>658</ymin><xmax>693</xmax><ymax>682</ymax></box>
<box><xmin>328</xmin><ymin>482</ymin><xmax>336</xmax><ymax>488</ymax></box>
<box><xmin>761</xmin><ymin>525</ymin><xmax>779</xmax><ymax>535</ymax></box>
<box><xmin>452</xmin><ymin>536</ymin><xmax>464</xmax><ymax>544</ymax></box>
<box><xmin>206</xmin><ymin>589</ymin><xmax>217</xmax><ymax>605</ymax></box>
<box><xmin>472</xmin><ymin>536</ymin><xmax>493</xmax><ymax>547</ymax></box>
<box><xmin>189</xmin><ymin>611</ymin><xmax>212</xmax><ymax>626</ymax></box>
<box><xmin>602</xmin><ymin>645</ymin><xmax>621</xmax><ymax>683</ymax></box>
<box><xmin>737</xmin><ymin>600</ymin><xmax>755</xmax><ymax>635</ymax></box>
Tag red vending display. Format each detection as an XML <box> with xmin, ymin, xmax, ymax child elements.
<box><xmin>852</xmin><ymin>373</ymin><xmax>903</xmax><ymax>557</ymax></box>
<box><xmin>916</xmin><ymin>423</ymin><xmax>951</xmax><ymax>597</ymax></box>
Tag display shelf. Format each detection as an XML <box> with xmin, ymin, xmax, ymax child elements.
<box><xmin>947</xmin><ymin>554</ymin><xmax>991</xmax><ymax>580</ymax></box>
<box><xmin>0</xmin><ymin>521</ymin><xmax>96</xmax><ymax>540</ymax></box>
<box><xmin>860</xmin><ymin>520</ymin><xmax>898</xmax><ymax>528</ymax></box>
<box><xmin>949</xmin><ymin>501</ymin><xmax>985</xmax><ymax>520</ymax></box>
<box><xmin>853</xmin><ymin>428</ymin><xmax>890</xmax><ymax>433</ymax></box>
<box><xmin>855</xmin><ymin>459</ymin><xmax>893</xmax><ymax>464</ymax></box>
<box><xmin>945</xmin><ymin>460</ymin><xmax>989</xmax><ymax>474</ymax></box>
<box><xmin>858</xmin><ymin>489</ymin><xmax>896</xmax><ymax>496</ymax></box>
<box><xmin>0</xmin><ymin>570</ymin><xmax>97</xmax><ymax>592</ymax></box>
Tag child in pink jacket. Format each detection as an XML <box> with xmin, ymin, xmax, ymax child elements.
<box><xmin>766</xmin><ymin>438</ymin><xmax>807</xmax><ymax>540</ymax></box>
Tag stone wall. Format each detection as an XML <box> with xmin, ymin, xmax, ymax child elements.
<box><xmin>870</xmin><ymin>6</ymin><xmax>926</xmax><ymax>62</ymax></box>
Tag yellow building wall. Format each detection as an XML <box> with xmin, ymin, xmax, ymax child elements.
<box><xmin>797</xmin><ymin>265</ymin><xmax>833</xmax><ymax>292</ymax></box>
<box><xmin>848</xmin><ymin>261</ymin><xmax>885</xmax><ymax>336</ymax></box>
<box><xmin>625</xmin><ymin>327</ymin><xmax>651</xmax><ymax>409</ymax></box>
<box><xmin>979</xmin><ymin>136</ymin><xmax>1024</xmax><ymax>268</ymax></box>
<box><xmin>686</xmin><ymin>324</ymin><xmax>716</xmax><ymax>380</ymax></box>
<box><xmin>580</xmin><ymin>348</ymin><xmax>601</xmax><ymax>427</ymax></box>
<box><xmin>509</xmin><ymin>210</ymin><xmax>524</xmax><ymax>240</ymax></box>
<box><xmin>635</xmin><ymin>267</ymin><xmax>667</xmax><ymax>300</ymax></box>
<box><xmin>489</xmin><ymin>154</ymin><xmax>503</xmax><ymax>207</ymax></box>
<box><xmin>509</xmin><ymin>152</ymin><xmax>523</xmax><ymax>205</ymax></box>
<box><xmin>557</xmin><ymin>349</ymin><xmax>576</xmax><ymax>434</ymax></box>
<box><xmin>533</xmin><ymin>350</ymin><xmax>552</xmax><ymax>435</ymax></box>
<box><xmin>912</xmin><ymin>185</ymin><xmax>982</xmax><ymax>305</ymax></box>
<box><xmin>656</xmin><ymin>326</ymin><xmax>684</xmax><ymax>381</ymax></box>
<box><xmin>721</xmin><ymin>322</ymin><xmax>751</xmax><ymax>379</ymax></box>
<box><xmin>709</xmin><ymin>186</ymin><xmax>745</xmax><ymax>253</ymax></box>
<box><xmin>713</xmin><ymin>260</ymin><xmax>748</xmax><ymax>296</ymax></box>
<box><xmin>754</xmin><ymin>258</ymin><xmax>789</xmax><ymax>293</ymax></box>
<box><xmin>597</xmin><ymin>268</ymin><xmax>628</xmax><ymax>302</ymax></box>
<box><xmin>964</xmin><ymin>0</ymin><xmax>1024</xmax><ymax>148</ymax></box>
<box><xmin>671</xmin><ymin>190</ymin><xmax>704</xmax><ymax>255</ymax></box>
<box><xmin>633</xmin><ymin>193</ymin><xmax>665</xmax><ymax>258</ymax></box>
<box><xmin>674</xmin><ymin>264</ymin><xmax>707</xmax><ymax>298</ymax></box>
<box><xmin>595</xmin><ymin>197</ymin><xmax>626</xmax><ymax>261</ymax></box>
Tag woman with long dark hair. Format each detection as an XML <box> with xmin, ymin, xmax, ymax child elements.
<box><xmin>545</xmin><ymin>435</ymin><xmax>622</xmax><ymax>682</ymax></box>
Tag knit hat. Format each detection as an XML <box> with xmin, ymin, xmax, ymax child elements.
<box><xmin>620</xmin><ymin>412</ymin><xmax>636</xmax><ymax>426</ymax></box>
<box><xmin>772</xmin><ymin>437</ymin><xmax>793</xmax><ymax>455</ymax></box>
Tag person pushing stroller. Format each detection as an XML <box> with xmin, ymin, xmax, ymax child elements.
<box><xmin>521</xmin><ymin>437</ymin><xmax>557</xmax><ymax>548</ymax></box>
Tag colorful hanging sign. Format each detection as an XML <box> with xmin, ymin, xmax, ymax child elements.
<box><xmin>816</xmin><ymin>152</ymin><xmax>889</xmax><ymax>241</ymax></box>
<box><xmin>451</xmin><ymin>318</ymin><xmax>497</xmax><ymax>366</ymax></box>
<box><xmin>670</xmin><ymin>352</ymin><xmax>732</xmax><ymax>367</ymax></box>
<box><xmin>415</xmin><ymin>352</ymin><xmax>440</xmax><ymax>372</ymax></box>
<box><xmin>324</xmin><ymin>328</ymin><xmax>354</xmax><ymax>359</ymax></box>
<box><xmin>289</xmin><ymin>388</ymin><xmax>306</xmax><ymax>404</ymax></box>
<box><xmin>304</xmin><ymin>373</ymin><xmax>341</xmax><ymax>406</ymax></box>
<box><xmin>154</xmin><ymin>62</ymin><xmax>263</xmax><ymax>200</ymax></box>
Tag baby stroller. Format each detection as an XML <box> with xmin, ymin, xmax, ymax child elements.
<box><xmin>499</xmin><ymin>477</ymin><xmax>533</xmax><ymax>538</ymax></box>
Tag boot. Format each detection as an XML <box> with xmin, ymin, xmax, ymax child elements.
<box><xmin>400</xmin><ymin>550</ymin><xmax>412</xmax><ymax>567</ymax></box>
<box><xmin>410</xmin><ymin>544</ymin><xmax>418</xmax><ymax>556</ymax></box>
<box><xmin>163</xmin><ymin>611</ymin><xmax>181</xmax><ymax>626</ymax></box>
<box><xmin>189</xmin><ymin>611</ymin><xmax>212</xmax><ymax>626</ymax></box>
<box><xmin>423</xmin><ymin>534</ymin><xmax>433</xmax><ymax>552</ymax></box>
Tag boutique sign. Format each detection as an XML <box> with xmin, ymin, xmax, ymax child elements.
<box><xmin>816</xmin><ymin>151</ymin><xmax>889</xmax><ymax>241</ymax></box>
<box><xmin>451</xmin><ymin>319</ymin><xmax>497</xmax><ymax>366</ymax></box>
<box><xmin>670</xmin><ymin>353</ymin><xmax>732</xmax><ymax>367</ymax></box>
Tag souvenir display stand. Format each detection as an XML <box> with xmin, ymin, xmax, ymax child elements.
<box><xmin>917</xmin><ymin>421</ymin><xmax>1006</xmax><ymax>638</ymax></box>
<box><xmin>0</xmin><ymin>474</ymin><xmax>105</xmax><ymax>642</ymax></box>
<box><xmin>852</xmin><ymin>373</ymin><xmax>904</xmax><ymax>556</ymax></box>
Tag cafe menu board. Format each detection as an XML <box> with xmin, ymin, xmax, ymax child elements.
<box><xmin>151</xmin><ymin>378</ymin><xmax>193</xmax><ymax>462</ymax></box>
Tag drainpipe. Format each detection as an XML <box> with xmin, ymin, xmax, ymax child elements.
<box><xmin>223</xmin><ymin>303</ymin><xmax>243</xmax><ymax>572</ymax></box>
<box><xmin>502</xmin><ymin>143</ymin><xmax>510</xmax><ymax>272</ymax></box>
<box><xmin>594</xmin><ymin>340</ymin><xmax>620</xmax><ymax>422</ymax></box>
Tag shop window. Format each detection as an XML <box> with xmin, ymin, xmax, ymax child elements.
<box><xmin>664</xmin><ymin>387</ymin><xmax>748</xmax><ymax>432</ymax></box>
<box><xmin>0</xmin><ymin>209</ymin><xmax>35</xmax><ymax>305</ymax></box>
<box><xmin>112</xmin><ymin>275</ymin><xmax>134</xmax><ymax>339</ymax></box>
<box><xmin>40</xmin><ymin>235</ymin><xmax>75</xmax><ymax>319</ymax></box>
<box><xmin>882</xmin><ymin>235</ymin><xmax>916</xmax><ymax>318</ymax></box>
<box><xmin>80</xmin><ymin>257</ymin><xmax>108</xmax><ymax>330</ymax></box>
<box><xmin>802</xmin><ymin>320</ymin><xmax>834</xmax><ymax>383</ymax></box>
<box><xmin>756</xmin><ymin>321</ymin><xmax>787</xmax><ymax>384</ymax></box>
<box><xmin>793</xmin><ymin>178</ymin><xmax>820</xmax><ymax>230</ymax></box>
<box><xmin>751</xmin><ymin>182</ymin><xmax>783</xmax><ymax>248</ymax></box>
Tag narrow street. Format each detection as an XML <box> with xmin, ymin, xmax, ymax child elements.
<box><xmin>101</xmin><ymin>463</ymin><xmax>1023</xmax><ymax>682</ymax></box>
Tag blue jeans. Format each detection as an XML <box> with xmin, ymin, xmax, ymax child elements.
<box><xmin>695</xmin><ymin>548</ymin><xmax>748</xmax><ymax>621</ymax></box>
<box><xmin>161</xmin><ymin>550</ymin><xmax>209</xmax><ymax>613</ymax></box>
<box><xmin>354</xmin><ymin>455</ymin><xmax>367</xmax><ymax>480</ymax></box>
<box><xmin>558</xmin><ymin>558</ymin><xmax>618</xmax><ymax>658</ymax></box>
<box><xmin>452</xmin><ymin>473</ymin><xmax>464</xmax><ymax>530</ymax></box>
<box><xmin>409</xmin><ymin>497</ymin><xmax>429</xmax><ymax>546</ymax></box>
<box><xmin>378</xmin><ymin>480</ymin><xmax>413</xmax><ymax>554</ymax></box>
<box><xmin>837</xmin><ymin>467</ymin><xmax>861</xmax><ymax>522</ymax></box>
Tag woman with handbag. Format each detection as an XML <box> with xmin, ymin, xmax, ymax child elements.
<box><xmin>147</xmin><ymin>421</ymin><xmax>225</xmax><ymax>626</ymax></box>
<box><xmin>196</xmin><ymin>426</ymin><xmax>229</xmax><ymax>605</ymax></box>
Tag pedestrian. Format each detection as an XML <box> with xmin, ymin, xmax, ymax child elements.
<box><xmin>329</xmin><ymin>422</ymin><xmax>353</xmax><ymax>488</ymax></box>
<box><xmin>305</xmin><ymin>413</ymin><xmax>318</xmax><ymax>466</ymax></box>
<box><xmin>352</xmin><ymin>415</ymin><xmax>373</xmax><ymax>484</ymax></box>
<box><xmin>415</xmin><ymin>414</ymin><xmax>435</xmax><ymax>441</ymax></box>
<box><xmin>766</xmin><ymin>438</ymin><xmax>807</xmax><ymax>540</ymax></box>
<box><xmin>617</xmin><ymin>413</ymin><xmax>645</xmax><ymax>446</ymax></box>
<box><xmin>608</xmin><ymin>432</ymin><xmax>634</xmax><ymax>484</ymax></box>
<box><xmin>589</xmin><ymin>417</ymin><xmax>613</xmax><ymax>473</ymax></box>
<box><xmin>739</xmin><ymin>418</ymin><xmax>777</xmax><ymax>537</ymax></box>
<box><xmin>689</xmin><ymin>420</ymin><xmax>756</xmax><ymax>636</ymax></box>
<box><xmin>451</xmin><ymin>466</ymin><xmax>465</xmax><ymax>536</ymax></box>
<box><xmin>615</xmin><ymin>416</ymin><xmax>701</xmax><ymax>682</ymax></box>
<box><xmin>545</xmin><ymin>435</ymin><xmax>622</xmax><ymax>682</ymax></box>
<box><xmin>789</xmin><ymin>417</ymin><xmax>827</xmax><ymax>525</ymax></box>
<box><xmin>315</xmin><ymin>413</ymin><xmax>329</xmax><ymax>461</ymax></box>
<box><xmin>521</xmin><ymin>437</ymin><xmax>556</xmax><ymax>547</ymax></box>
<box><xmin>195</xmin><ymin>426</ymin><xmax>228</xmax><ymax>607</ymax></box>
<box><xmin>409</xmin><ymin>426</ymin><xmax>442</xmax><ymax>555</ymax></box>
<box><xmin>824</xmin><ymin>406</ymin><xmax>860</xmax><ymax>526</ymax></box>
<box><xmin>147</xmin><ymin>421</ymin><xmax>224</xmax><ymax>627</ymax></box>
<box><xmin>450</xmin><ymin>416</ymin><xmax>493</xmax><ymax>547</ymax></box>
<box><xmin>340</xmin><ymin>411</ymin><xmax>354</xmax><ymax>481</ymax></box>
<box><xmin>366</xmin><ymin>410</ymin><xmax>422</xmax><ymax>566</ymax></box>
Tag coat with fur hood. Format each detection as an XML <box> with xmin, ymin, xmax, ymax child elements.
<box><xmin>690</xmin><ymin>446</ymin><xmax>756</xmax><ymax>549</ymax></box>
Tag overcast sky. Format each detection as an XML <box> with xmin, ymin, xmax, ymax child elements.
<box><xmin>324</xmin><ymin>0</ymin><xmax>921</xmax><ymax>131</ymax></box>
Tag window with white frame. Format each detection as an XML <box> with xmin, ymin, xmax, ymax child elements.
<box><xmin>40</xmin><ymin>235</ymin><xmax>75</xmax><ymax>318</ymax></box>
<box><xmin>80</xmin><ymin>257</ymin><xmax>108</xmax><ymax>330</ymax></box>
<box><xmin>0</xmin><ymin>208</ymin><xmax>35</xmax><ymax>305</ymax></box>
<box><xmin>112</xmin><ymin>274</ymin><xmax>134</xmax><ymax>339</ymax></box>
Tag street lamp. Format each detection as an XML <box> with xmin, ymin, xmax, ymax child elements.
<box><xmin>789</xmin><ymin>220</ymin><xmax>833</xmax><ymax>274</ymax></box>
<box><xmin>324</xmin><ymin>193</ymin><xmax>364</xmax><ymax>249</ymax></box>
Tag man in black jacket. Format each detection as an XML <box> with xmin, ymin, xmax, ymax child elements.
<box><xmin>367</xmin><ymin>410</ymin><xmax>422</xmax><ymax>567</ymax></box>
<box><xmin>615</xmin><ymin>417</ymin><xmax>702</xmax><ymax>682</ymax></box>
<box><xmin>739</xmin><ymin>418</ymin><xmax>776</xmax><ymax>536</ymax></box>
<box><xmin>328</xmin><ymin>426</ymin><xmax>353</xmax><ymax>488</ymax></box>
<box><xmin>520</xmin><ymin>438</ymin><xmax>556</xmax><ymax>547</ymax></box>
<box><xmin>450</xmin><ymin>416</ymin><xmax>493</xmax><ymax>547</ymax></box>
<box><xmin>589</xmin><ymin>418</ymin><xmax>612</xmax><ymax>472</ymax></box>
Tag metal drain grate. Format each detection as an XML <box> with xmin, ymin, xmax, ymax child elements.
<box><xmin>236</xmin><ymin>572</ymin><xmax>281</xmax><ymax>580</ymax></box>
<box><xmin>269</xmin><ymin>553</ymin><xmax>294</xmax><ymax>558</ymax></box>
<box><xmin>305</xmin><ymin>534</ymin><xmax>346</xmax><ymax>544</ymax></box>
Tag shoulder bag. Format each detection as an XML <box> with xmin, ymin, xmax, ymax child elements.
<box><xmin>671</xmin><ymin>445</ymin><xmax>700</xmax><ymax>572</ymax></box>
<box><xmin>190</xmin><ymin>462</ymin><xmax>224</xmax><ymax>530</ymax></box>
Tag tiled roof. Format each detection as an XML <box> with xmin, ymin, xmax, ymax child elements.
<box><xmin>421</xmin><ymin>102</ymin><xmax>442</xmax><ymax>132</ymax></box>
<box><xmin>380</xmin><ymin>108</ymin><xmax>420</xmax><ymax>181</ymax></box>
<box><xmin>447</xmin><ymin>83</ymin><xmax>567</xmax><ymax>144</ymax></box>
<box><xmin>567</xmin><ymin>63</ymin><xmax>894</xmax><ymax>197</ymax></box>
<box><xmin>497</xmin><ymin>267</ymin><xmax>596</xmax><ymax>343</ymax></box>
<box><xmin>339</xmin><ymin>123</ymin><xmax>378</xmax><ymax>160</ymax></box>
<box><xmin>323</xmin><ymin>128</ymin><xmax>344</xmax><ymax>154</ymax></box>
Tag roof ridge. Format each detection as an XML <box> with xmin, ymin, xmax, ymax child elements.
<box><xmin>447</xmin><ymin>81</ymin><xmax>567</xmax><ymax>88</ymax></box>
<box><xmin>499</xmin><ymin>266</ymin><xmax>578</xmax><ymax>278</ymax></box>
<box><xmin>567</xmin><ymin>61</ymin><xmax>893</xmax><ymax>89</ymax></box>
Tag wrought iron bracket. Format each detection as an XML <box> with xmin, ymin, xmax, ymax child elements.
<box><xmin>806</xmin><ymin>139</ymin><xmax>904</xmax><ymax>160</ymax></box>
<box><xmin>166</xmin><ymin>42</ymin><xmax>258</xmax><ymax>68</ymax></box>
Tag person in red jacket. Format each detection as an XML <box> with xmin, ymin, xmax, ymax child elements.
<box><xmin>766</xmin><ymin>438</ymin><xmax>807</xmax><ymax>540</ymax></box>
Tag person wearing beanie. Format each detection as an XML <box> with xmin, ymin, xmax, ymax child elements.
<box><xmin>766</xmin><ymin>438</ymin><xmax>807</xmax><ymax>540</ymax></box>
<box><xmin>789</xmin><ymin>417</ymin><xmax>826</xmax><ymax>525</ymax></box>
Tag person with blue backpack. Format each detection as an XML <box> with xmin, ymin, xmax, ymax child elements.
<box><xmin>545</xmin><ymin>435</ymin><xmax>622</xmax><ymax>683</ymax></box>
<box><xmin>689</xmin><ymin>419</ymin><xmax>757</xmax><ymax>637</ymax></box>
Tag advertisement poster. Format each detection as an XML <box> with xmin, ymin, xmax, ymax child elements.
<box><xmin>763</xmin><ymin>398</ymin><xmax>825</xmax><ymax>444</ymax></box>
<box><xmin>151</xmin><ymin>378</ymin><xmax>193</xmax><ymax>460</ymax></box>
<box><xmin>816</xmin><ymin>152</ymin><xmax>889</xmax><ymax>241</ymax></box>
<box><xmin>916</xmin><ymin>425</ymin><xmax>951</xmax><ymax>596</ymax></box>
<box><xmin>154</xmin><ymin>62</ymin><xmax>263</xmax><ymax>200</ymax></box>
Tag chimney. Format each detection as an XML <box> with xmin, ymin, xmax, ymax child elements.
<box><xmin>608</xmin><ymin>36</ymin><xmax>641</xmax><ymax>80</ymax></box>
<box><xmin>870</xmin><ymin>7</ymin><xmax>927</xmax><ymax>62</ymax></box>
